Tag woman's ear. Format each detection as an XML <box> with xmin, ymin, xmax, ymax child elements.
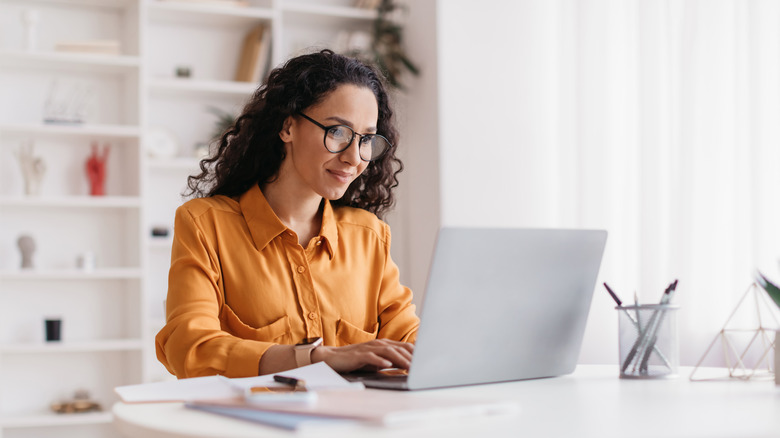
<box><xmin>279</xmin><ymin>116</ymin><xmax>294</xmax><ymax>142</ymax></box>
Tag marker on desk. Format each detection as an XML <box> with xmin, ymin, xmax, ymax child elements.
<box><xmin>273</xmin><ymin>374</ymin><xmax>307</xmax><ymax>390</ymax></box>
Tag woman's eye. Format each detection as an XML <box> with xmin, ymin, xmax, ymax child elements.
<box><xmin>328</xmin><ymin>126</ymin><xmax>350</xmax><ymax>140</ymax></box>
<box><xmin>359</xmin><ymin>135</ymin><xmax>374</xmax><ymax>146</ymax></box>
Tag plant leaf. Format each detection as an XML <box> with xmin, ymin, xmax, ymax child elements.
<box><xmin>755</xmin><ymin>271</ymin><xmax>780</xmax><ymax>309</ymax></box>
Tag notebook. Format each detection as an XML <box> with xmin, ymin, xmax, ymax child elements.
<box><xmin>345</xmin><ymin>227</ymin><xmax>608</xmax><ymax>390</ymax></box>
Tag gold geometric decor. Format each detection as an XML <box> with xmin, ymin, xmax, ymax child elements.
<box><xmin>690</xmin><ymin>282</ymin><xmax>779</xmax><ymax>381</ymax></box>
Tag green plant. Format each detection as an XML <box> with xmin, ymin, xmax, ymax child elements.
<box><xmin>206</xmin><ymin>106</ymin><xmax>236</xmax><ymax>142</ymax></box>
<box><xmin>355</xmin><ymin>0</ymin><xmax>420</xmax><ymax>89</ymax></box>
<box><xmin>755</xmin><ymin>271</ymin><xmax>780</xmax><ymax>309</ymax></box>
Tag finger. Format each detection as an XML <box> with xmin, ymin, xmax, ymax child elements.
<box><xmin>371</xmin><ymin>339</ymin><xmax>415</xmax><ymax>354</ymax></box>
<box><xmin>385</xmin><ymin>344</ymin><xmax>413</xmax><ymax>363</ymax></box>
<box><xmin>357</xmin><ymin>352</ymin><xmax>393</xmax><ymax>370</ymax></box>
<box><xmin>372</xmin><ymin>346</ymin><xmax>412</xmax><ymax>370</ymax></box>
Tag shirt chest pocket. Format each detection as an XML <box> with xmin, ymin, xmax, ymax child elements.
<box><xmin>220</xmin><ymin>304</ymin><xmax>292</xmax><ymax>344</ymax></box>
<box><xmin>335</xmin><ymin>318</ymin><xmax>378</xmax><ymax>346</ymax></box>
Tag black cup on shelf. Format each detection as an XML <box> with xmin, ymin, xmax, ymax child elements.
<box><xmin>45</xmin><ymin>318</ymin><xmax>62</xmax><ymax>342</ymax></box>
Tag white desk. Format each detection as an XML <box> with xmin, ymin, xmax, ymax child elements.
<box><xmin>113</xmin><ymin>365</ymin><xmax>780</xmax><ymax>438</ymax></box>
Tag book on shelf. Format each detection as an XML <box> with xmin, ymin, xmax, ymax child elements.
<box><xmin>157</xmin><ymin>0</ymin><xmax>250</xmax><ymax>6</ymax></box>
<box><xmin>354</xmin><ymin>0</ymin><xmax>382</xmax><ymax>9</ymax></box>
<box><xmin>234</xmin><ymin>24</ymin><xmax>272</xmax><ymax>84</ymax></box>
<box><xmin>54</xmin><ymin>40</ymin><xmax>121</xmax><ymax>55</ymax></box>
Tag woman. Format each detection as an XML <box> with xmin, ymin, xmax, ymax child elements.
<box><xmin>155</xmin><ymin>50</ymin><xmax>419</xmax><ymax>379</ymax></box>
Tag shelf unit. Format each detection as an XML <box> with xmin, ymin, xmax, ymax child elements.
<box><xmin>0</xmin><ymin>0</ymin><xmax>382</xmax><ymax>436</ymax></box>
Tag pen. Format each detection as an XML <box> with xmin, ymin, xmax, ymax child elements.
<box><xmin>273</xmin><ymin>374</ymin><xmax>306</xmax><ymax>389</ymax></box>
<box><xmin>603</xmin><ymin>283</ymin><xmax>622</xmax><ymax>306</ymax></box>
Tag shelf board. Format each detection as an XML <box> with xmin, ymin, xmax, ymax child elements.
<box><xmin>0</xmin><ymin>50</ymin><xmax>140</xmax><ymax>74</ymax></box>
<box><xmin>148</xmin><ymin>2</ymin><xmax>273</xmax><ymax>26</ymax></box>
<box><xmin>281</xmin><ymin>3</ymin><xmax>378</xmax><ymax>20</ymax></box>
<box><xmin>8</xmin><ymin>0</ymin><xmax>137</xmax><ymax>9</ymax></box>
<box><xmin>148</xmin><ymin>77</ymin><xmax>256</xmax><ymax>98</ymax></box>
<box><xmin>147</xmin><ymin>156</ymin><xmax>202</xmax><ymax>171</ymax></box>
<box><xmin>0</xmin><ymin>122</ymin><xmax>141</xmax><ymax>139</ymax></box>
<box><xmin>0</xmin><ymin>268</ymin><xmax>143</xmax><ymax>281</ymax></box>
<box><xmin>0</xmin><ymin>411</ymin><xmax>114</xmax><ymax>429</ymax></box>
<box><xmin>0</xmin><ymin>195</ymin><xmax>142</xmax><ymax>209</ymax></box>
<box><xmin>0</xmin><ymin>339</ymin><xmax>144</xmax><ymax>354</ymax></box>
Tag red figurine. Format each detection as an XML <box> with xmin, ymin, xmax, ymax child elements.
<box><xmin>85</xmin><ymin>142</ymin><xmax>109</xmax><ymax>196</ymax></box>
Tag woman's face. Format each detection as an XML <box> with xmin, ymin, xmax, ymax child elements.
<box><xmin>279</xmin><ymin>84</ymin><xmax>377</xmax><ymax>201</ymax></box>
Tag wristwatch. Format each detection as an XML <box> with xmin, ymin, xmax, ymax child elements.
<box><xmin>294</xmin><ymin>337</ymin><xmax>322</xmax><ymax>367</ymax></box>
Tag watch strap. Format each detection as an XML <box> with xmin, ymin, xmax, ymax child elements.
<box><xmin>294</xmin><ymin>338</ymin><xmax>322</xmax><ymax>367</ymax></box>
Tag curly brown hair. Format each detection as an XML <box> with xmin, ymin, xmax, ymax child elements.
<box><xmin>184</xmin><ymin>49</ymin><xmax>403</xmax><ymax>219</ymax></box>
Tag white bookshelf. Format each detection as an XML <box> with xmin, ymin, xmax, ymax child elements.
<box><xmin>0</xmin><ymin>196</ymin><xmax>142</xmax><ymax>208</ymax></box>
<box><xmin>0</xmin><ymin>339</ymin><xmax>144</xmax><ymax>354</ymax></box>
<box><xmin>0</xmin><ymin>122</ymin><xmax>141</xmax><ymax>138</ymax></box>
<box><xmin>0</xmin><ymin>0</ymin><xmax>381</xmax><ymax>436</ymax></box>
<box><xmin>147</xmin><ymin>1</ymin><xmax>274</xmax><ymax>25</ymax></box>
<box><xmin>0</xmin><ymin>268</ymin><xmax>144</xmax><ymax>281</ymax></box>
<box><xmin>148</xmin><ymin>77</ymin><xmax>257</xmax><ymax>97</ymax></box>
<box><xmin>0</xmin><ymin>49</ymin><xmax>141</xmax><ymax>73</ymax></box>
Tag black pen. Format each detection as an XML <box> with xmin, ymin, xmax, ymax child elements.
<box><xmin>603</xmin><ymin>282</ymin><xmax>622</xmax><ymax>306</ymax></box>
<box><xmin>273</xmin><ymin>374</ymin><xmax>306</xmax><ymax>389</ymax></box>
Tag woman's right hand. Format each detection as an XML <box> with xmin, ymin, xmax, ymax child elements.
<box><xmin>310</xmin><ymin>339</ymin><xmax>414</xmax><ymax>373</ymax></box>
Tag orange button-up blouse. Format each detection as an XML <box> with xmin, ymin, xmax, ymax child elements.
<box><xmin>155</xmin><ymin>184</ymin><xmax>419</xmax><ymax>378</ymax></box>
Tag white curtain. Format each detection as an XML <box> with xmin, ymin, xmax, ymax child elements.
<box><xmin>562</xmin><ymin>0</ymin><xmax>780</xmax><ymax>366</ymax></box>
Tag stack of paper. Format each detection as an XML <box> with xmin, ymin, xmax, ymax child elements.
<box><xmin>188</xmin><ymin>390</ymin><xmax>518</xmax><ymax>431</ymax></box>
<box><xmin>115</xmin><ymin>362</ymin><xmax>518</xmax><ymax>431</ymax></box>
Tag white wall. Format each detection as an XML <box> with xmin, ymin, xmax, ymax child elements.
<box><xmin>434</xmin><ymin>0</ymin><xmax>618</xmax><ymax>363</ymax></box>
<box><xmin>437</xmin><ymin>1</ymin><xmax>563</xmax><ymax>228</ymax></box>
<box><xmin>427</xmin><ymin>0</ymin><xmax>780</xmax><ymax>367</ymax></box>
<box><xmin>388</xmin><ymin>0</ymin><xmax>441</xmax><ymax>309</ymax></box>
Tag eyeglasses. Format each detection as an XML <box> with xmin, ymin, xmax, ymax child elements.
<box><xmin>297</xmin><ymin>112</ymin><xmax>391</xmax><ymax>162</ymax></box>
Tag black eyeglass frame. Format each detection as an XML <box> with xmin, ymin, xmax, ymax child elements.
<box><xmin>297</xmin><ymin>112</ymin><xmax>391</xmax><ymax>162</ymax></box>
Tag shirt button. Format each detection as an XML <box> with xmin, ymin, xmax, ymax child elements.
<box><xmin>297</xmin><ymin>266</ymin><xmax>305</xmax><ymax>274</ymax></box>
<box><xmin>315</xmin><ymin>240</ymin><xmax>322</xmax><ymax>246</ymax></box>
<box><xmin>308</xmin><ymin>312</ymin><xmax>317</xmax><ymax>320</ymax></box>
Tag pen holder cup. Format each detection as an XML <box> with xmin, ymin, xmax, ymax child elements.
<box><xmin>617</xmin><ymin>304</ymin><xmax>679</xmax><ymax>379</ymax></box>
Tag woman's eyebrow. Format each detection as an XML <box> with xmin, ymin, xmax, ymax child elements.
<box><xmin>324</xmin><ymin>116</ymin><xmax>377</xmax><ymax>132</ymax></box>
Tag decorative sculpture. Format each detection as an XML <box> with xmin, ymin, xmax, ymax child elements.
<box><xmin>51</xmin><ymin>389</ymin><xmax>102</xmax><ymax>414</ymax></box>
<box><xmin>17</xmin><ymin>234</ymin><xmax>36</xmax><ymax>269</ymax></box>
<box><xmin>690</xmin><ymin>282</ymin><xmax>779</xmax><ymax>381</ymax></box>
<box><xmin>85</xmin><ymin>142</ymin><xmax>109</xmax><ymax>196</ymax></box>
<box><xmin>21</xmin><ymin>9</ymin><xmax>39</xmax><ymax>51</ymax></box>
<box><xmin>15</xmin><ymin>141</ymin><xmax>46</xmax><ymax>196</ymax></box>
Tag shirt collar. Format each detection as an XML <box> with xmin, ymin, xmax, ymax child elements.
<box><xmin>239</xmin><ymin>184</ymin><xmax>338</xmax><ymax>259</ymax></box>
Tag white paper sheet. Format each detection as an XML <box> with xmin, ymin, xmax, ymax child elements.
<box><xmin>115</xmin><ymin>362</ymin><xmax>362</xmax><ymax>403</ymax></box>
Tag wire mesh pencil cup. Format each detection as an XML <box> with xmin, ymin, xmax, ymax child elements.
<box><xmin>617</xmin><ymin>304</ymin><xmax>680</xmax><ymax>379</ymax></box>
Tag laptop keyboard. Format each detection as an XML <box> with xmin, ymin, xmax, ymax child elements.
<box><xmin>343</xmin><ymin>369</ymin><xmax>409</xmax><ymax>383</ymax></box>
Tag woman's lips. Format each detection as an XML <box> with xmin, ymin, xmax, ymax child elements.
<box><xmin>327</xmin><ymin>169</ymin><xmax>353</xmax><ymax>183</ymax></box>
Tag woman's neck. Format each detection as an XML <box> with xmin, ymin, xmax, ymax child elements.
<box><xmin>261</xmin><ymin>181</ymin><xmax>323</xmax><ymax>246</ymax></box>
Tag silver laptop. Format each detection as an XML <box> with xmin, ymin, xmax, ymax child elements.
<box><xmin>346</xmin><ymin>227</ymin><xmax>607</xmax><ymax>390</ymax></box>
